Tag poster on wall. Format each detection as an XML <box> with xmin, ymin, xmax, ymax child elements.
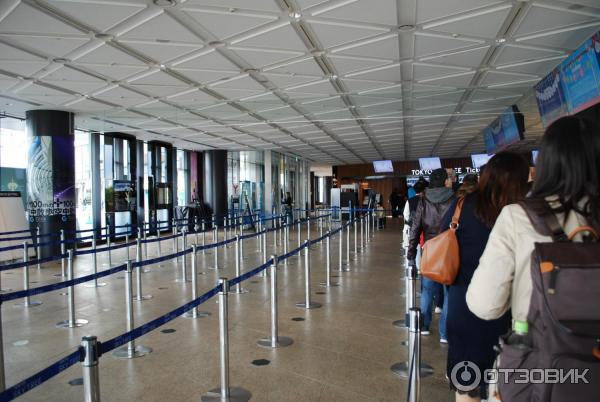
<box><xmin>27</xmin><ymin>136</ymin><xmax>75</xmax><ymax>225</ymax></box>
<box><xmin>0</xmin><ymin>167</ymin><xmax>27</xmax><ymax>205</ymax></box>
<box><xmin>113</xmin><ymin>180</ymin><xmax>136</xmax><ymax>212</ymax></box>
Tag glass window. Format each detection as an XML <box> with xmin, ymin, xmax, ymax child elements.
<box><xmin>0</xmin><ymin>117</ymin><xmax>28</xmax><ymax>205</ymax></box>
<box><xmin>74</xmin><ymin>130</ymin><xmax>93</xmax><ymax>231</ymax></box>
<box><xmin>176</xmin><ymin>149</ymin><xmax>188</xmax><ymax>206</ymax></box>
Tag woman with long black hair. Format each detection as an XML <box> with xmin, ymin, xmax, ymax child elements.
<box><xmin>443</xmin><ymin>152</ymin><xmax>530</xmax><ymax>402</ymax></box>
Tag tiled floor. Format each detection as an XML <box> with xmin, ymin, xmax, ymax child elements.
<box><xmin>1</xmin><ymin>219</ymin><xmax>453</xmax><ymax>401</ymax></box>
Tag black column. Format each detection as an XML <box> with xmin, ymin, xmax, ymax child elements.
<box><xmin>25</xmin><ymin>110</ymin><xmax>75</xmax><ymax>257</ymax></box>
<box><xmin>203</xmin><ymin>150</ymin><xmax>227</xmax><ymax>226</ymax></box>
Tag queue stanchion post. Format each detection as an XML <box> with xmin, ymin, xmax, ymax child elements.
<box><xmin>81</xmin><ymin>335</ymin><xmax>101</xmax><ymax>402</ymax></box>
<box><xmin>283</xmin><ymin>221</ymin><xmax>289</xmax><ymax>266</ymax></box>
<box><xmin>258</xmin><ymin>255</ymin><xmax>293</xmax><ymax>348</ymax></box>
<box><xmin>113</xmin><ymin>260</ymin><xmax>152</xmax><ymax>358</ymax></box>
<box><xmin>201</xmin><ymin>278</ymin><xmax>251</xmax><ymax>402</ymax></box>
<box><xmin>184</xmin><ymin>245</ymin><xmax>210</xmax><ymax>318</ymax></box>
<box><xmin>345</xmin><ymin>221</ymin><xmax>351</xmax><ymax>269</ymax></box>
<box><xmin>391</xmin><ymin>263</ymin><xmax>433</xmax><ymax>378</ymax></box>
<box><xmin>393</xmin><ymin>263</ymin><xmax>417</xmax><ymax>329</ymax></box>
<box><xmin>210</xmin><ymin>227</ymin><xmax>220</xmax><ymax>270</ymax></box>
<box><xmin>143</xmin><ymin>222</ymin><xmax>149</xmax><ymax>260</ymax></box>
<box><xmin>320</xmin><ymin>231</ymin><xmax>338</xmax><ymax>287</ymax></box>
<box><xmin>272</xmin><ymin>216</ymin><xmax>277</xmax><ymax>251</ymax></box>
<box><xmin>296</xmin><ymin>219</ymin><xmax>301</xmax><ymax>262</ymax></box>
<box><xmin>85</xmin><ymin>234</ymin><xmax>106</xmax><ymax>288</ymax></box>
<box><xmin>296</xmin><ymin>240</ymin><xmax>321</xmax><ymax>309</ymax></box>
<box><xmin>125</xmin><ymin>233</ymin><xmax>130</xmax><ymax>262</ymax></box>
<box><xmin>194</xmin><ymin>216</ymin><xmax>199</xmax><ymax>245</ymax></box>
<box><xmin>231</xmin><ymin>236</ymin><xmax>248</xmax><ymax>294</ymax></box>
<box><xmin>391</xmin><ymin>307</ymin><xmax>432</xmax><ymax>385</ymax></box>
<box><xmin>224</xmin><ymin>215</ymin><xmax>229</xmax><ymax>247</ymax></box>
<box><xmin>338</xmin><ymin>227</ymin><xmax>347</xmax><ymax>272</ymax></box>
<box><xmin>15</xmin><ymin>242</ymin><xmax>42</xmax><ymax>307</ymax></box>
<box><xmin>157</xmin><ymin>221</ymin><xmax>162</xmax><ymax>257</ymax></box>
<box><xmin>59</xmin><ymin>229</ymin><xmax>66</xmax><ymax>277</ymax></box>
<box><xmin>239</xmin><ymin>221</ymin><xmax>245</xmax><ymax>258</ymax></box>
<box><xmin>201</xmin><ymin>220</ymin><xmax>206</xmax><ymax>255</ymax></box>
<box><xmin>353</xmin><ymin>210</ymin><xmax>358</xmax><ymax>259</ymax></box>
<box><xmin>256</xmin><ymin>219</ymin><xmax>262</xmax><ymax>252</ymax></box>
<box><xmin>360</xmin><ymin>215</ymin><xmax>364</xmax><ymax>252</ymax></box>
<box><xmin>306</xmin><ymin>216</ymin><xmax>311</xmax><ymax>241</ymax></box>
<box><xmin>319</xmin><ymin>212</ymin><xmax>323</xmax><ymax>238</ymax></box>
<box><xmin>0</xmin><ymin>296</ymin><xmax>5</xmax><ymax>391</ymax></box>
<box><xmin>36</xmin><ymin>226</ymin><xmax>41</xmax><ymax>270</ymax></box>
<box><xmin>172</xmin><ymin>219</ymin><xmax>178</xmax><ymax>262</ymax></box>
<box><xmin>107</xmin><ymin>226</ymin><xmax>112</xmax><ymax>267</ymax></box>
<box><xmin>177</xmin><ymin>229</ymin><xmax>190</xmax><ymax>283</ymax></box>
<box><xmin>57</xmin><ymin>250</ymin><xmax>88</xmax><ymax>327</ymax></box>
<box><xmin>260</xmin><ymin>229</ymin><xmax>267</xmax><ymax>277</ymax></box>
<box><xmin>133</xmin><ymin>239</ymin><xmax>152</xmax><ymax>301</ymax></box>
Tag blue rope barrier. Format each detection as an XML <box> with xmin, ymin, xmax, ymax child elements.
<box><xmin>99</xmin><ymin>285</ymin><xmax>221</xmax><ymax>355</ymax></box>
<box><xmin>0</xmin><ymin>348</ymin><xmax>82</xmax><ymax>402</ymax></box>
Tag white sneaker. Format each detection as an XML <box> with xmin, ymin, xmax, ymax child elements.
<box><xmin>421</xmin><ymin>330</ymin><xmax>430</xmax><ymax>336</ymax></box>
<box><xmin>440</xmin><ymin>338</ymin><xmax>448</xmax><ymax>344</ymax></box>
<box><xmin>434</xmin><ymin>307</ymin><xmax>442</xmax><ymax>314</ymax></box>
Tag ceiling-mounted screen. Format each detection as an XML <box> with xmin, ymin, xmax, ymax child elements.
<box><xmin>372</xmin><ymin>160</ymin><xmax>394</xmax><ymax>173</ymax></box>
<box><xmin>483</xmin><ymin>105</ymin><xmax>525</xmax><ymax>154</ymax></box>
<box><xmin>561</xmin><ymin>32</ymin><xmax>600</xmax><ymax>115</ymax></box>
<box><xmin>419</xmin><ymin>157</ymin><xmax>442</xmax><ymax>171</ymax></box>
<box><xmin>535</xmin><ymin>69</ymin><xmax>569</xmax><ymax>127</ymax></box>
<box><xmin>471</xmin><ymin>153</ymin><xmax>493</xmax><ymax>169</ymax></box>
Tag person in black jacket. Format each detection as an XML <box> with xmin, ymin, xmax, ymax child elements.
<box><xmin>407</xmin><ymin>168</ymin><xmax>455</xmax><ymax>340</ymax></box>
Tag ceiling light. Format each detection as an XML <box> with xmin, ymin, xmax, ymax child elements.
<box><xmin>398</xmin><ymin>24</ymin><xmax>415</xmax><ymax>32</ymax></box>
<box><xmin>208</xmin><ymin>40</ymin><xmax>226</xmax><ymax>48</ymax></box>
<box><xmin>153</xmin><ymin>0</ymin><xmax>176</xmax><ymax>7</ymax></box>
<box><xmin>496</xmin><ymin>37</ymin><xmax>506</xmax><ymax>44</ymax></box>
<box><xmin>329</xmin><ymin>74</ymin><xmax>338</xmax><ymax>80</ymax></box>
<box><xmin>53</xmin><ymin>58</ymin><xmax>70</xmax><ymax>64</ymax></box>
<box><xmin>289</xmin><ymin>11</ymin><xmax>302</xmax><ymax>20</ymax></box>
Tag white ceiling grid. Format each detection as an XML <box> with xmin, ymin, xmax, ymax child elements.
<box><xmin>0</xmin><ymin>0</ymin><xmax>598</xmax><ymax>163</ymax></box>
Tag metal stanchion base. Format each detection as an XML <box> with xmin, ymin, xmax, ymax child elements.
<box><xmin>112</xmin><ymin>345</ymin><xmax>153</xmax><ymax>359</ymax></box>
<box><xmin>257</xmin><ymin>336</ymin><xmax>293</xmax><ymax>348</ymax></box>
<box><xmin>133</xmin><ymin>295</ymin><xmax>153</xmax><ymax>301</ymax></box>
<box><xmin>83</xmin><ymin>282</ymin><xmax>107</xmax><ymax>288</ymax></box>
<box><xmin>390</xmin><ymin>362</ymin><xmax>434</xmax><ymax>378</ymax></box>
<box><xmin>295</xmin><ymin>301</ymin><xmax>322</xmax><ymax>309</ymax></box>
<box><xmin>14</xmin><ymin>300</ymin><xmax>43</xmax><ymax>307</ymax></box>
<box><xmin>56</xmin><ymin>318</ymin><xmax>89</xmax><ymax>328</ymax></box>
<box><xmin>392</xmin><ymin>319</ymin><xmax>407</xmax><ymax>328</ymax></box>
<box><xmin>201</xmin><ymin>387</ymin><xmax>252</xmax><ymax>402</ymax></box>
<box><xmin>183</xmin><ymin>310</ymin><xmax>211</xmax><ymax>318</ymax></box>
<box><xmin>174</xmin><ymin>278</ymin><xmax>192</xmax><ymax>283</ymax></box>
<box><xmin>319</xmin><ymin>282</ymin><xmax>339</xmax><ymax>287</ymax></box>
<box><xmin>231</xmin><ymin>287</ymin><xmax>249</xmax><ymax>294</ymax></box>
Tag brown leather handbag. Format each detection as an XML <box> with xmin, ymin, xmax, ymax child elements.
<box><xmin>420</xmin><ymin>197</ymin><xmax>464</xmax><ymax>285</ymax></box>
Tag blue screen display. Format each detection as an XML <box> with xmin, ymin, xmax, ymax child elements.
<box><xmin>471</xmin><ymin>153</ymin><xmax>493</xmax><ymax>169</ymax></box>
<box><xmin>561</xmin><ymin>35</ymin><xmax>600</xmax><ymax>114</ymax></box>
<box><xmin>535</xmin><ymin>69</ymin><xmax>569</xmax><ymax>127</ymax></box>
<box><xmin>484</xmin><ymin>106</ymin><xmax>523</xmax><ymax>154</ymax></box>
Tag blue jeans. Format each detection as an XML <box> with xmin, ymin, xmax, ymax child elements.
<box><xmin>420</xmin><ymin>278</ymin><xmax>448</xmax><ymax>339</ymax></box>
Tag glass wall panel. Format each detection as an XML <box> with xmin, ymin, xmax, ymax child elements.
<box><xmin>74</xmin><ymin>130</ymin><xmax>93</xmax><ymax>231</ymax></box>
<box><xmin>0</xmin><ymin>117</ymin><xmax>28</xmax><ymax>206</ymax></box>
<box><xmin>176</xmin><ymin>149</ymin><xmax>189</xmax><ymax>206</ymax></box>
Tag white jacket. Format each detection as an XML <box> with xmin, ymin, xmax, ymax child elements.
<box><xmin>466</xmin><ymin>201</ymin><xmax>589</xmax><ymax>323</ymax></box>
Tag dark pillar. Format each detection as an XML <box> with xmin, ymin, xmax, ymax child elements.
<box><xmin>203</xmin><ymin>150</ymin><xmax>227</xmax><ymax>226</ymax></box>
<box><xmin>25</xmin><ymin>110</ymin><xmax>75</xmax><ymax>257</ymax></box>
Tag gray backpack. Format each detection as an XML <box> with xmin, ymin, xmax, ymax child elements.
<box><xmin>497</xmin><ymin>200</ymin><xmax>600</xmax><ymax>402</ymax></box>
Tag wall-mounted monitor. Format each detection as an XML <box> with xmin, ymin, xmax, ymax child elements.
<box><xmin>471</xmin><ymin>153</ymin><xmax>493</xmax><ymax>170</ymax></box>
<box><xmin>419</xmin><ymin>157</ymin><xmax>442</xmax><ymax>171</ymax></box>
<box><xmin>531</xmin><ymin>150</ymin><xmax>539</xmax><ymax>166</ymax></box>
<box><xmin>484</xmin><ymin>105</ymin><xmax>525</xmax><ymax>154</ymax></box>
<box><xmin>372</xmin><ymin>160</ymin><xmax>394</xmax><ymax>173</ymax></box>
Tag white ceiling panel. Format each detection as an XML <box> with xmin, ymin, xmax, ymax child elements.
<box><xmin>121</xmin><ymin>13</ymin><xmax>201</xmax><ymax>44</ymax></box>
<box><xmin>47</xmin><ymin>1</ymin><xmax>146</xmax><ymax>33</ymax></box>
<box><xmin>311</xmin><ymin>0</ymin><xmax>398</xmax><ymax>26</ymax></box>
<box><xmin>307</xmin><ymin>20</ymin><xmax>387</xmax><ymax>49</ymax></box>
<box><xmin>233</xmin><ymin>23</ymin><xmax>308</xmax><ymax>51</ymax></box>
<box><xmin>184</xmin><ymin>9</ymin><xmax>276</xmax><ymax>40</ymax></box>
<box><xmin>335</xmin><ymin>34</ymin><xmax>400</xmax><ymax>59</ymax></box>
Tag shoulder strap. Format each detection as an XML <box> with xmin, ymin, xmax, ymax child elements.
<box><xmin>450</xmin><ymin>197</ymin><xmax>465</xmax><ymax>230</ymax></box>
<box><xmin>519</xmin><ymin>199</ymin><xmax>568</xmax><ymax>242</ymax></box>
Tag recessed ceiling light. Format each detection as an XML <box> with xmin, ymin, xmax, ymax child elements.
<box><xmin>310</xmin><ymin>49</ymin><xmax>325</xmax><ymax>57</ymax></box>
<box><xmin>496</xmin><ymin>37</ymin><xmax>507</xmax><ymax>44</ymax></box>
<box><xmin>208</xmin><ymin>40</ymin><xmax>226</xmax><ymax>48</ymax></box>
<box><xmin>153</xmin><ymin>0</ymin><xmax>176</xmax><ymax>7</ymax></box>
<box><xmin>398</xmin><ymin>24</ymin><xmax>415</xmax><ymax>32</ymax></box>
<box><xmin>289</xmin><ymin>11</ymin><xmax>302</xmax><ymax>20</ymax></box>
<box><xmin>329</xmin><ymin>74</ymin><xmax>338</xmax><ymax>80</ymax></box>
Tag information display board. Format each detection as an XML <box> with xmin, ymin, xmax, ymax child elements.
<box><xmin>483</xmin><ymin>105</ymin><xmax>525</xmax><ymax>154</ymax></box>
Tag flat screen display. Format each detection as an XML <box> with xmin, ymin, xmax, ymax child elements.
<box><xmin>471</xmin><ymin>153</ymin><xmax>493</xmax><ymax>169</ymax></box>
<box><xmin>484</xmin><ymin>105</ymin><xmax>524</xmax><ymax>154</ymax></box>
<box><xmin>419</xmin><ymin>157</ymin><xmax>442</xmax><ymax>171</ymax></box>
<box><xmin>532</xmin><ymin>150</ymin><xmax>539</xmax><ymax>166</ymax></box>
<box><xmin>561</xmin><ymin>33</ymin><xmax>600</xmax><ymax>115</ymax></box>
<box><xmin>373</xmin><ymin>160</ymin><xmax>394</xmax><ymax>173</ymax></box>
<box><xmin>535</xmin><ymin>69</ymin><xmax>569</xmax><ymax>127</ymax></box>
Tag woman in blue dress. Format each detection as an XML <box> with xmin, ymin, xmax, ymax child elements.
<box><xmin>442</xmin><ymin>152</ymin><xmax>530</xmax><ymax>402</ymax></box>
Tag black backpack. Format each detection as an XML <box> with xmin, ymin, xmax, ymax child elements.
<box><xmin>497</xmin><ymin>200</ymin><xmax>600</xmax><ymax>402</ymax></box>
